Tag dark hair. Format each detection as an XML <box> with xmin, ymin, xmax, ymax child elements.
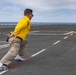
<box><xmin>24</xmin><ymin>8</ymin><xmax>33</xmax><ymax>16</ymax></box>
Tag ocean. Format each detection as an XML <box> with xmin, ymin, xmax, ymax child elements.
<box><xmin>0</xmin><ymin>22</ymin><xmax>55</xmax><ymax>25</ymax></box>
<box><xmin>0</xmin><ymin>22</ymin><xmax>17</xmax><ymax>25</ymax></box>
<box><xmin>0</xmin><ymin>22</ymin><xmax>76</xmax><ymax>26</ymax></box>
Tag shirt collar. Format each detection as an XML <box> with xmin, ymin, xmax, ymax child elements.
<box><xmin>24</xmin><ymin>16</ymin><xmax>30</xmax><ymax>21</ymax></box>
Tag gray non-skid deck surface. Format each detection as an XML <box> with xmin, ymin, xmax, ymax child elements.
<box><xmin>0</xmin><ymin>25</ymin><xmax>76</xmax><ymax>75</ymax></box>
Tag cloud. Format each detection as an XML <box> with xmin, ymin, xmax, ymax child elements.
<box><xmin>0</xmin><ymin>0</ymin><xmax>76</xmax><ymax>22</ymax></box>
<box><xmin>19</xmin><ymin>0</ymin><xmax>76</xmax><ymax>10</ymax></box>
<box><xmin>1</xmin><ymin>0</ymin><xmax>76</xmax><ymax>13</ymax></box>
<box><xmin>1</xmin><ymin>0</ymin><xmax>76</xmax><ymax>11</ymax></box>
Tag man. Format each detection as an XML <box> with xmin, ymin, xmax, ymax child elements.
<box><xmin>0</xmin><ymin>8</ymin><xmax>33</xmax><ymax>71</ymax></box>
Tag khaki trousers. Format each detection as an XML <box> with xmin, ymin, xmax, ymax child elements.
<box><xmin>0</xmin><ymin>37</ymin><xmax>27</xmax><ymax>65</ymax></box>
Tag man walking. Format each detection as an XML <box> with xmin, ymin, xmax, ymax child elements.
<box><xmin>0</xmin><ymin>8</ymin><xmax>33</xmax><ymax>70</ymax></box>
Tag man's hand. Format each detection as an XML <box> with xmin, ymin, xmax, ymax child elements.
<box><xmin>7</xmin><ymin>32</ymin><xmax>13</xmax><ymax>38</ymax></box>
<box><xmin>6</xmin><ymin>32</ymin><xmax>13</xmax><ymax>42</ymax></box>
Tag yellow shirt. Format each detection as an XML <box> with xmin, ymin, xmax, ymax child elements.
<box><xmin>13</xmin><ymin>16</ymin><xmax>30</xmax><ymax>40</ymax></box>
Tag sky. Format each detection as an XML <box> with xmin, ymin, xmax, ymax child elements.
<box><xmin>0</xmin><ymin>0</ymin><xmax>76</xmax><ymax>23</ymax></box>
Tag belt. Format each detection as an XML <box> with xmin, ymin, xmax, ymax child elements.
<box><xmin>15</xmin><ymin>36</ymin><xmax>22</xmax><ymax>41</ymax></box>
<box><xmin>11</xmin><ymin>35</ymin><xmax>22</xmax><ymax>41</ymax></box>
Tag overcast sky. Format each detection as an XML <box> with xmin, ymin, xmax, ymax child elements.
<box><xmin>0</xmin><ymin>0</ymin><xmax>76</xmax><ymax>23</ymax></box>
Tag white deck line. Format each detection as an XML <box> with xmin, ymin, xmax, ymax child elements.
<box><xmin>0</xmin><ymin>30</ymin><xmax>74</xmax><ymax>75</ymax></box>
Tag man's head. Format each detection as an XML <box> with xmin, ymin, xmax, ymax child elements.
<box><xmin>24</xmin><ymin>8</ymin><xmax>33</xmax><ymax>20</ymax></box>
